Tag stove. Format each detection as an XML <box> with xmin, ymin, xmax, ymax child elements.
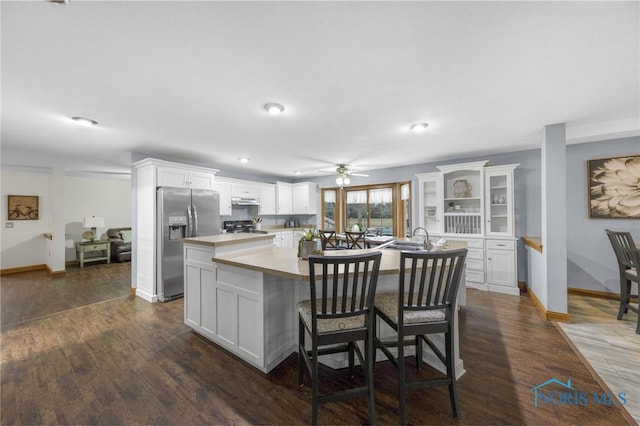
<box><xmin>223</xmin><ymin>220</ymin><xmax>268</xmax><ymax>234</ymax></box>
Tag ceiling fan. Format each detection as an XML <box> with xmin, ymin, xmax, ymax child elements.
<box><xmin>322</xmin><ymin>164</ymin><xmax>369</xmax><ymax>186</ymax></box>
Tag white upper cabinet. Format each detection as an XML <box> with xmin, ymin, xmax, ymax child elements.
<box><xmin>437</xmin><ymin>161</ymin><xmax>487</xmax><ymax>236</ymax></box>
<box><xmin>259</xmin><ymin>184</ymin><xmax>276</xmax><ymax>215</ymax></box>
<box><xmin>157</xmin><ymin>166</ymin><xmax>216</xmax><ymax>190</ymax></box>
<box><xmin>213</xmin><ymin>179</ymin><xmax>232</xmax><ymax>216</ymax></box>
<box><xmin>276</xmin><ymin>182</ymin><xmax>293</xmax><ymax>215</ymax></box>
<box><xmin>292</xmin><ymin>182</ymin><xmax>318</xmax><ymax>214</ymax></box>
<box><xmin>231</xmin><ymin>182</ymin><xmax>260</xmax><ymax>199</ymax></box>
<box><xmin>416</xmin><ymin>172</ymin><xmax>443</xmax><ymax>234</ymax></box>
<box><xmin>484</xmin><ymin>164</ymin><xmax>518</xmax><ymax>237</ymax></box>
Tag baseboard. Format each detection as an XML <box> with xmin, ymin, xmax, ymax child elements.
<box><xmin>528</xmin><ymin>287</ymin><xmax>571</xmax><ymax>323</ymax></box>
<box><xmin>129</xmin><ymin>287</ymin><xmax>136</xmax><ymax>297</ymax></box>
<box><xmin>567</xmin><ymin>287</ymin><xmax>637</xmax><ymax>301</ymax></box>
<box><xmin>518</xmin><ymin>280</ymin><xmax>528</xmax><ymax>293</ymax></box>
<box><xmin>0</xmin><ymin>264</ymin><xmax>46</xmax><ymax>275</ymax></box>
<box><xmin>45</xmin><ymin>264</ymin><xmax>66</xmax><ymax>278</ymax></box>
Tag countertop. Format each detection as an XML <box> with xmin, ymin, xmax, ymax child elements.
<box><xmin>522</xmin><ymin>236</ymin><xmax>542</xmax><ymax>253</ymax></box>
<box><xmin>183</xmin><ymin>232</ymin><xmax>274</xmax><ymax>247</ymax></box>
<box><xmin>212</xmin><ymin>240</ymin><xmax>468</xmax><ymax>281</ymax></box>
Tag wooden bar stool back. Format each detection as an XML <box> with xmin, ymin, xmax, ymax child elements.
<box><xmin>374</xmin><ymin>248</ymin><xmax>467</xmax><ymax>423</ymax></box>
<box><xmin>298</xmin><ymin>251</ymin><xmax>382</xmax><ymax>425</ymax></box>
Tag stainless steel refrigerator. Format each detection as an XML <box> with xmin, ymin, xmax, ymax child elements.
<box><xmin>157</xmin><ymin>187</ymin><xmax>220</xmax><ymax>302</ymax></box>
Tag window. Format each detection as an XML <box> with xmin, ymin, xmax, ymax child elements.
<box><xmin>322</xmin><ymin>182</ymin><xmax>411</xmax><ymax>237</ymax></box>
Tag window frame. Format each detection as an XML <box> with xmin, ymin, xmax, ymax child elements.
<box><xmin>321</xmin><ymin>181</ymin><xmax>411</xmax><ymax>237</ymax></box>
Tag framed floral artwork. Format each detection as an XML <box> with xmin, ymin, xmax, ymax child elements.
<box><xmin>588</xmin><ymin>155</ymin><xmax>640</xmax><ymax>219</ymax></box>
<box><xmin>7</xmin><ymin>195</ymin><xmax>39</xmax><ymax>220</ymax></box>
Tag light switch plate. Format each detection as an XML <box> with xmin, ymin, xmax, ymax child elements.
<box><xmin>5</xmin><ymin>222</ymin><xmax>14</xmax><ymax>228</ymax></box>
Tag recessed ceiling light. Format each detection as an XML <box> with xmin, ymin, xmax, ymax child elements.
<box><xmin>410</xmin><ymin>122</ymin><xmax>429</xmax><ymax>133</ymax></box>
<box><xmin>71</xmin><ymin>116</ymin><xmax>98</xmax><ymax>127</ymax></box>
<box><xmin>47</xmin><ymin>0</ymin><xmax>70</xmax><ymax>4</ymax></box>
<box><xmin>294</xmin><ymin>171</ymin><xmax>302</xmax><ymax>175</ymax></box>
<box><xmin>239</xmin><ymin>157</ymin><xmax>249</xmax><ymax>164</ymax></box>
<box><xmin>264</xmin><ymin>103</ymin><xmax>285</xmax><ymax>115</ymax></box>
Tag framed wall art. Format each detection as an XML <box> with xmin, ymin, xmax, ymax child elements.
<box><xmin>7</xmin><ymin>195</ymin><xmax>39</xmax><ymax>220</ymax></box>
<box><xmin>587</xmin><ymin>155</ymin><xmax>640</xmax><ymax>219</ymax></box>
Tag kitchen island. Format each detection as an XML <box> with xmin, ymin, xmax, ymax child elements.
<box><xmin>183</xmin><ymin>234</ymin><xmax>466</xmax><ymax>377</ymax></box>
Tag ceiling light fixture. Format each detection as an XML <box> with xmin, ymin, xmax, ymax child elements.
<box><xmin>336</xmin><ymin>175</ymin><xmax>351</xmax><ymax>186</ymax></box>
<box><xmin>239</xmin><ymin>157</ymin><xmax>249</xmax><ymax>164</ymax></box>
<box><xmin>410</xmin><ymin>122</ymin><xmax>429</xmax><ymax>133</ymax></box>
<box><xmin>264</xmin><ymin>102</ymin><xmax>285</xmax><ymax>115</ymax></box>
<box><xmin>294</xmin><ymin>171</ymin><xmax>302</xmax><ymax>175</ymax></box>
<box><xmin>47</xmin><ymin>0</ymin><xmax>70</xmax><ymax>4</ymax></box>
<box><xmin>71</xmin><ymin>116</ymin><xmax>98</xmax><ymax>127</ymax></box>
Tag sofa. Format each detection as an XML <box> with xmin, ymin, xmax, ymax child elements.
<box><xmin>104</xmin><ymin>227</ymin><xmax>132</xmax><ymax>262</ymax></box>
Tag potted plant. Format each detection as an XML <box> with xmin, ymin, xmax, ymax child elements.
<box><xmin>297</xmin><ymin>228</ymin><xmax>319</xmax><ymax>259</ymax></box>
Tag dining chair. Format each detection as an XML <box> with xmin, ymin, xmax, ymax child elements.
<box><xmin>344</xmin><ymin>231</ymin><xmax>366</xmax><ymax>249</ymax></box>
<box><xmin>605</xmin><ymin>230</ymin><xmax>640</xmax><ymax>334</ymax></box>
<box><xmin>318</xmin><ymin>230</ymin><xmax>338</xmax><ymax>251</ymax></box>
<box><xmin>298</xmin><ymin>251</ymin><xmax>382</xmax><ymax>425</ymax></box>
<box><xmin>374</xmin><ymin>248</ymin><xmax>467</xmax><ymax>423</ymax></box>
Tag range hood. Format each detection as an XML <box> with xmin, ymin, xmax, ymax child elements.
<box><xmin>231</xmin><ymin>196</ymin><xmax>260</xmax><ymax>206</ymax></box>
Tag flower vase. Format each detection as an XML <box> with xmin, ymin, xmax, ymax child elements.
<box><xmin>299</xmin><ymin>240</ymin><xmax>317</xmax><ymax>260</ymax></box>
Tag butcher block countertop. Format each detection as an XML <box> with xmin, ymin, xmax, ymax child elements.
<box><xmin>183</xmin><ymin>232</ymin><xmax>274</xmax><ymax>247</ymax></box>
<box><xmin>213</xmin><ymin>241</ymin><xmax>468</xmax><ymax>281</ymax></box>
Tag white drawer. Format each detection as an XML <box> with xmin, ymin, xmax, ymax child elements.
<box><xmin>466</xmin><ymin>239</ymin><xmax>484</xmax><ymax>249</ymax></box>
<box><xmin>466</xmin><ymin>259</ymin><xmax>484</xmax><ymax>271</ymax></box>
<box><xmin>487</xmin><ymin>239</ymin><xmax>515</xmax><ymax>250</ymax></box>
<box><xmin>467</xmin><ymin>248</ymin><xmax>484</xmax><ymax>260</ymax></box>
<box><xmin>466</xmin><ymin>269</ymin><xmax>484</xmax><ymax>283</ymax></box>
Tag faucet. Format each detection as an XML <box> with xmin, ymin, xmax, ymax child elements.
<box><xmin>412</xmin><ymin>227</ymin><xmax>432</xmax><ymax>250</ymax></box>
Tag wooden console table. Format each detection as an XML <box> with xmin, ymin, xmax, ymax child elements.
<box><xmin>76</xmin><ymin>241</ymin><xmax>111</xmax><ymax>267</ymax></box>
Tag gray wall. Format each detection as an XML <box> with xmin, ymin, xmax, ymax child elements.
<box><xmin>299</xmin><ymin>137</ymin><xmax>639</xmax><ymax>291</ymax></box>
<box><xmin>566</xmin><ymin>136</ymin><xmax>639</xmax><ymax>292</ymax></box>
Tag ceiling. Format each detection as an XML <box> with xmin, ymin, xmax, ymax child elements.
<box><xmin>1</xmin><ymin>1</ymin><xmax>638</xmax><ymax>179</ymax></box>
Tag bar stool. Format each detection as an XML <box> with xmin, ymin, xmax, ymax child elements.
<box><xmin>298</xmin><ymin>251</ymin><xmax>382</xmax><ymax>424</ymax></box>
<box><xmin>374</xmin><ymin>248</ymin><xmax>467</xmax><ymax>423</ymax></box>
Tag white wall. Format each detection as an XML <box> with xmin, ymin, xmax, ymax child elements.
<box><xmin>64</xmin><ymin>175</ymin><xmax>131</xmax><ymax>261</ymax></box>
<box><xmin>1</xmin><ymin>168</ymin><xmax>131</xmax><ymax>269</ymax></box>
<box><xmin>1</xmin><ymin>169</ymin><xmax>52</xmax><ymax>269</ymax></box>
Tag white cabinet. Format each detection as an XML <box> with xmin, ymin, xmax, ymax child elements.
<box><xmin>282</xmin><ymin>230</ymin><xmax>294</xmax><ymax>248</ymax></box>
<box><xmin>415</xmin><ymin>161</ymin><xmax>519</xmax><ymax>296</ymax></box>
<box><xmin>485</xmin><ymin>165</ymin><xmax>517</xmax><ymax>237</ymax></box>
<box><xmin>259</xmin><ymin>184</ymin><xmax>276</xmax><ymax>215</ymax></box>
<box><xmin>213</xmin><ymin>180</ymin><xmax>232</xmax><ymax>216</ymax></box>
<box><xmin>276</xmin><ymin>182</ymin><xmax>293</xmax><ymax>215</ymax></box>
<box><xmin>486</xmin><ymin>239</ymin><xmax>518</xmax><ymax>295</ymax></box>
<box><xmin>157</xmin><ymin>166</ymin><xmax>216</xmax><ymax>190</ymax></box>
<box><xmin>437</xmin><ymin>161</ymin><xmax>486</xmax><ymax>236</ymax></box>
<box><xmin>293</xmin><ymin>182</ymin><xmax>318</xmax><ymax>214</ymax></box>
<box><xmin>270</xmin><ymin>230</ymin><xmax>294</xmax><ymax>248</ymax></box>
<box><xmin>231</xmin><ymin>182</ymin><xmax>260</xmax><ymax>199</ymax></box>
<box><xmin>416</xmin><ymin>172</ymin><xmax>443</xmax><ymax>234</ymax></box>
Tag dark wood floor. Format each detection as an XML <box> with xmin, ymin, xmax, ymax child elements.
<box><xmin>1</xmin><ymin>264</ymin><xmax>631</xmax><ymax>425</ymax></box>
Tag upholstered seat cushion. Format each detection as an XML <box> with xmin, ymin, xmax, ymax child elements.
<box><xmin>297</xmin><ymin>299</ymin><xmax>366</xmax><ymax>333</ymax></box>
<box><xmin>375</xmin><ymin>292</ymin><xmax>445</xmax><ymax>324</ymax></box>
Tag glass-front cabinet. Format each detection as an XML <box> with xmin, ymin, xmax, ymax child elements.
<box><xmin>415</xmin><ymin>161</ymin><xmax>520</xmax><ymax>296</ymax></box>
<box><xmin>485</xmin><ymin>165</ymin><xmax>517</xmax><ymax>236</ymax></box>
<box><xmin>437</xmin><ymin>161</ymin><xmax>487</xmax><ymax>236</ymax></box>
<box><xmin>416</xmin><ymin>172</ymin><xmax>442</xmax><ymax>234</ymax></box>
